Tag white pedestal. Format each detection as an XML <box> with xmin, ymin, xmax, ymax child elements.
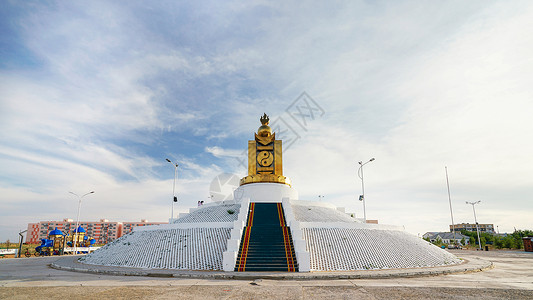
<box><xmin>233</xmin><ymin>183</ymin><xmax>298</xmax><ymax>203</ymax></box>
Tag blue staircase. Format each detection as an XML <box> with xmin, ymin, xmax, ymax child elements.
<box><xmin>235</xmin><ymin>203</ymin><xmax>298</xmax><ymax>272</ymax></box>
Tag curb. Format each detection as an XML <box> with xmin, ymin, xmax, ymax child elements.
<box><xmin>49</xmin><ymin>256</ymin><xmax>493</xmax><ymax>280</ymax></box>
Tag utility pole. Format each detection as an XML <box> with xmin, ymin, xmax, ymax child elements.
<box><xmin>445</xmin><ymin>167</ymin><xmax>456</xmax><ymax>245</ymax></box>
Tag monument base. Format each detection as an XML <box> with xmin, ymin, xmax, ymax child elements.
<box><xmin>233</xmin><ymin>183</ymin><xmax>298</xmax><ymax>203</ymax></box>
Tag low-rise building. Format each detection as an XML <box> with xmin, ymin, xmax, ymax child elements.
<box><xmin>423</xmin><ymin>232</ymin><xmax>470</xmax><ymax>245</ymax></box>
<box><xmin>422</xmin><ymin>232</ymin><xmax>439</xmax><ymax>239</ymax></box>
<box><xmin>450</xmin><ymin>223</ymin><xmax>495</xmax><ymax>233</ymax></box>
<box><xmin>523</xmin><ymin>237</ymin><xmax>533</xmax><ymax>252</ymax></box>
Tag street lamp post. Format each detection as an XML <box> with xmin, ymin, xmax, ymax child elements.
<box><xmin>18</xmin><ymin>229</ymin><xmax>27</xmax><ymax>258</ymax></box>
<box><xmin>358</xmin><ymin>158</ymin><xmax>375</xmax><ymax>223</ymax></box>
<box><xmin>69</xmin><ymin>191</ymin><xmax>94</xmax><ymax>254</ymax></box>
<box><xmin>466</xmin><ymin>200</ymin><xmax>482</xmax><ymax>251</ymax></box>
<box><xmin>166</xmin><ymin>159</ymin><xmax>178</xmax><ymax>222</ymax></box>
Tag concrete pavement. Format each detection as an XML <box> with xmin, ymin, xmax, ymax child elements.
<box><xmin>48</xmin><ymin>249</ymin><xmax>492</xmax><ymax>280</ymax></box>
<box><xmin>1</xmin><ymin>249</ymin><xmax>532</xmax><ymax>299</ymax></box>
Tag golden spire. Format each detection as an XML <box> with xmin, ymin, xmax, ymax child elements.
<box><xmin>260</xmin><ymin>113</ymin><xmax>269</xmax><ymax>125</ymax></box>
<box><xmin>257</xmin><ymin>113</ymin><xmax>272</xmax><ymax>138</ymax></box>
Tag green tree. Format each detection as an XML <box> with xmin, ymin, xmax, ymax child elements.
<box><xmin>494</xmin><ymin>237</ymin><xmax>504</xmax><ymax>249</ymax></box>
<box><xmin>482</xmin><ymin>232</ymin><xmax>494</xmax><ymax>245</ymax></box>
<box><xmin>512</xmin><ymin>238</ymin><xmax>522</xmax><ymax>249</ymax></box>
<box><xmin>503</xmin><ymin>237</ymin><xmax>513</xmax><ymax>248</ymax></box>
<box><xmin>454</xmin><ymin>228</ymin><xmax>533</xmax><ymax>249</ymax></box>
<box><xmin>510</xmin><ymin>229</ymin><xmax>530</xmax><ymax>249</ymax></box>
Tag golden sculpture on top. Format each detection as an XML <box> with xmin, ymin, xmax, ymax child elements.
<box><xmin>239</xmin><ymin>113</ymin><xmax>291</xmax><ymax>186</ymax></box>
<box><xmin>255</xmin><ymin>113</ymin><xmax>275</xmax><ymax>145</ymax></box>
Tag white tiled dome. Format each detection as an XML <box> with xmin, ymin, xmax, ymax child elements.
<box><xmin>81</xmin><ymin>199</ymin><xmax>461</xmax><ymax>271</ymax></box>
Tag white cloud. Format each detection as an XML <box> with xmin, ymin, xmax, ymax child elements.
<box><xmin>205</xmin><ymin>146</ymin><xmax>242</xmax><ymax>158</ymax></box>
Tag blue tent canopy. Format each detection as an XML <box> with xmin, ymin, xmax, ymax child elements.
<box><xmin>74</xmin><ymin>226</ymin><xmax>86</xmax><ymax>233</ymax></box>
<box><xmin>49</xmin><ymin>227</ymin><xmax>64</xmax><ymax>236</ymax></box>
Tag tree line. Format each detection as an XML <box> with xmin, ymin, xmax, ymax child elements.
<box><xmin>459</xmin><ymin>229</ymin><xmax>532</xmax><ymax>249</ymax></box>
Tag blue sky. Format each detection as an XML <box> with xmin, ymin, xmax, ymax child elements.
<box><xmin>1</xmin><ymin>1</ymin><xmax>532</xmax><ymax>241</ymax></box>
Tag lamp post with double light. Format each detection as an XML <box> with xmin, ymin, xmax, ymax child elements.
<box><xmin>358</xmin><ymin>158</ymin><xmax>375</xmax><ymax>223</ymax></box>
<box><xmin>69</xmin><ymin>191</ymin><xmax>94</xmax><ymax>254</ymax></box>
<box><xmin>166</xmin><ymin>159</ymin><xmax>178</xmax><ymax>222</ymax></box>
<box><xmin>466</xmin><ymin>200</ymin><xmax>482</xmax><ymax>251</ymax></box>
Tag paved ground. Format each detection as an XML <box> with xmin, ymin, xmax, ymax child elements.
<box><xmin>1</xmin><ymin>250</ymin><xmax>532</xmax><ymax>299</ymax></box>
<box><xmin>48</xmin><ymin>249</ymin><xmax>492</xmax><ymax>279</ymax></box>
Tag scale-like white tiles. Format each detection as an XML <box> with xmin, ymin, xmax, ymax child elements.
<box><xmin>302</xmin><ymin>228</ymin><xmax>461</xmax><ymax>271</ymax></box>
<box><xmin>289</xmin><ymin>200</ymin><xmax>461</xmax><ymax>271</ymax></box>
<box><xmin>81</xmin><ymin>228</ymin><xmax>230</xmax><ymax>270</ymax></box>
<box><xmin>292</xmin><ymin>203</ymin><xmax>358</xmax><ymax>223</ymax></box>
<box><xmin>173</xmin><ymin>204</ymin><xmax>241</xmax><ymax>223</ymax></box>
<box><xmin>81</xmin><ymin>200</ymin><xmax>462</xmax><ymax>272</ymax></box>
<box><xmin>80</xmin><ymin>204</ymin><xmax>239</xmax><ymax>270</ymax></box>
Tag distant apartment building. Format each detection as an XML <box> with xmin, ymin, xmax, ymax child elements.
<box><xmin>26</xmin><ymin>223</ymin><xmax>40</xmax><ymax>244</ymax></box>
<box><xmin>26</xmin><ymin>218</ymin><xmax>167</xmax><ymax>244</ymax></box>
<box><xmin>450</xmin><ymin>223</ymin><xmax>495</xmax><ymax>233</ymax></box>
<box><xmin>122</xmin><ymin>219</ymin><xmax>162</xmax><ymax>235</ymax></box>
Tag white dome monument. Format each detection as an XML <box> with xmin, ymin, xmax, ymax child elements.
<box><xmin>81</xmin><ymin>114</ymin><xmax>461</xmax><ymax>272</ymax></box>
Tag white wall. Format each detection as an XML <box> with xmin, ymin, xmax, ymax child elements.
<box><xmin>233</xmin><ymin>183</ymin><xmax>298</xmax><ymax>203</ymax></box>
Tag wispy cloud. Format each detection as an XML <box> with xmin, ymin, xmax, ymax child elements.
<box><xmin>205</xmin><ymin>146</ymin><xmax>242</xmax><ymax>158</ymax></box>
